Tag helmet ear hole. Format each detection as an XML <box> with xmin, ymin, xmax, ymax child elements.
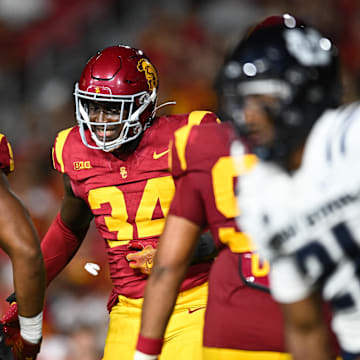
<box><xmin>138</xmin><ymin>93</ymin><xmax>149</xmax><ymax>105</ymax></box>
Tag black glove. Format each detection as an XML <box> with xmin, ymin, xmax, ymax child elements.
<box><xmin>0</xmin><ymin>322</ymin><xmax>14</xmax><ymax>360</ymax></box>
<box><xmin>191</xmin><ymin>231</ymin><xmax>218</xmax><ymax>264</ymax></box>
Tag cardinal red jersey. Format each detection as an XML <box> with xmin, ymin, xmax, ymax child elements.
<box><xmin>52</xmin><ymin>111</ymin><xmax>219</xmax><ymax>302</ymax></box>
<box><xmin>169</xmin><ymin>122</ymin><xmax>286</xmax><ymax>351</ymax></box>
<box><xmin>0</xmin><ymin>134</ymin><xmax>14</xmax><ymax>175</ymax></box>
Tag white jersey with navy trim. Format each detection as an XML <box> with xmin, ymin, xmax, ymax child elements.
<box><xmin>234</xmin><ymin>102</ymin><xmax>360</xmax><ymax>353</ymax></box>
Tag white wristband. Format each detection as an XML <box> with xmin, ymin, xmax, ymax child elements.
<box><xmin>18</xmin><ymin>311</ymin><xmax>43</xmax><ymax>344</ymax></box>
<box><xmin>134</xmin><ymin>350</ymin><xmax>158</xmax><ymax>360</ymax></box>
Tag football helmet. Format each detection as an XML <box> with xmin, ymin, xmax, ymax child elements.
<box><xmin>74</xmin><ymin>45</ymin><xmax>159</xmax><ymax>152</ymax></box>
<box><xmin>217</xmin><ymin>14</ymin><xmax>342</xmax><ymax>165</ymax></box>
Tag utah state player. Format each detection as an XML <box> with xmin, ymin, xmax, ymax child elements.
<box><xmin>223</xmin><ymin>15</ymin><xmax>358</xmax><ymax>360</ymax></box>
<box><xmin>0</xmin><ymin>134</ymin><xmax>45</xmax><ymax>359</ymax></box>
<box><xmin>3</xmin><ymin>45</ymin><xmax>218</xmax><ymax>360</ymax></box>
<box><xmin>135</xmin><ymin>117</ymin><xmax>290</xmax><ymax>357</ymax></box>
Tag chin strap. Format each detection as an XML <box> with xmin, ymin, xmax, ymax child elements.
<box><xmin>154</xmin><ymin>101</ymin><xmax>176</xmax><ymax>112</ymax></box>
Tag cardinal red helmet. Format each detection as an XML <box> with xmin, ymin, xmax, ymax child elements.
<box><xmin>74</xmin><ymin>45</ymin><xmax>159</xmax><ymax>151</ymax></box>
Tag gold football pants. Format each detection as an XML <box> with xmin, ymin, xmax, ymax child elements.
<box><xmin>102</xmin><ymin>282</ymin><xmax>208</xmax><ymax>360</ymax></box>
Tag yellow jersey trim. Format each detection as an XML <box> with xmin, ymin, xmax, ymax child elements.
<box><xmin>187</xmin><ymin>110</ymin><xmax>211</xmax><ymax>126</ymax></box>
<box><xmin>173</xmin><ymin>125</ymin><xmax>193</xmax><ymax>171</ymax></box>
<box><xmin>54</xmin><ymin>128</ymin><xmax>73</xmax><ymax>173</ymax></box>
<box><xmin>218</xmin><ymin>227</ymin><xmax>256</xmax><ymax>253</ymax></box>
<box><xmin>173</xmin><ymin>111</ymin><xmax>212</xmax><ymax>171</ymax></box>
<box><xmin>7</xmin><ymin>141</ymin><xmax>14</xmax><ymax>172</ymax></box>
<box><xmin>0</xmin><ymin>134</ymin><xmax>14</xmax><ymax>172</ymax></box>
<box><xmin>107</xmin><ymin>239</ymin><xmax>130</xmax><ymax>248</ymax></box>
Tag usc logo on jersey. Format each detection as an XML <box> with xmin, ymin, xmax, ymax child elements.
<box><xmin>120</xmin><ymin>166</ymin><xmax>128</xmax><ymax>179</ymax></box>
<box><xmin>137</xmin><ymin>58</ymin><xmax>158</xmax><ymax>91</ymax></box>
<box><xmin>73</xmin><ymin>161</ymin><xmax>92</xmax><ymax>170</ymax></box>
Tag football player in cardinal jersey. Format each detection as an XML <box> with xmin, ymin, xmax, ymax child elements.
<box><xmin>0</xmin><ymin>134</ymin><xmax>45</xmax><ymax>359</ymax></box>
<box><xmin>2</xmin><ymin>45</ymin><xmax>218</xmax><ymax>360</ymax></box>
<box><xmin>220</xmin><ymin>14</ymin><xmax>359</xmax><ymax>360</ymax></box>
<box><xmin>135</xmin><ymin>121</ymin><xmax>292</xmax><ymax>360</ymax></box>
<box><xmin>135</xmin><ymin>16</ymin><xmax>342</xmax><ymax>360</ymax></box>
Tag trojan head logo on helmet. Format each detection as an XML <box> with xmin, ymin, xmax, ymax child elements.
<box><xmin>217</xmin><ymin>14</ymin><xmax>342</xmax><ymax>166</ymax></box>
<box><xmin>74</xmin><ymin>45</ymin><xmax>159</xmax><ymax>152</ymax></box>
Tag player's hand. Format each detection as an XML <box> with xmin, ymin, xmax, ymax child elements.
<box><xmin>0</xmin><ymin>325</ymin><xmax>14</xmax><ymax>360</ymax></box>
<box><xmin>2</xmin><ymin>296</ymin><xmax>41</xmax><ymax>359</ymax></box>
<box><xmin>126</xmin><ymin>242</ymin><xmax>156</xmax><ymax>275</ymax></box>
<box><xmin>2</xmin><ymin>305</ymin><xmax>41</xmax><ymax>360</ymax></box>
<box><xmin>9</xmin><ymin>334</ymin><xmax>41</xmax><ymax>360</ymax></box>
<box><xmin>2</xmin><ymin>301</ymin><xmax>20</xmax><ymax>346</ymax></box>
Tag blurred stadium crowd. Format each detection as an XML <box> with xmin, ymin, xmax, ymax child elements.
<box><xmin>0</xmin><ymin>0</ymin><xmax>359</xmax><ymax>358</ymax></box>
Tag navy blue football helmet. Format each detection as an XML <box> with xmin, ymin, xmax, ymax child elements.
<box><xmin>217</xmin><ymin>14</ymin><xmax>342</xmax><ymax>165</ymax></box>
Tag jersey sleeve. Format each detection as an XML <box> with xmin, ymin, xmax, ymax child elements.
<box><xmin>51</xmin><ymin>128</ymin><xmax>74</xmax><ymax>173</ymax></box>
<box><xmin>169</xmin><ymin>172</ymin><xmax>207</xmax><ymax>227</ymax></box>
<box><xmin>0</xmin><ymin>134</ymin><xmax>14</xmax><ymax>175</ymax></box>
<box><xmin>168</xmin><ymin>123</ymin><xmax>210</xmax><ymax>226</ymax></box>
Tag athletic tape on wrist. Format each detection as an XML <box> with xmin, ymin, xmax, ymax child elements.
<box><xmin>18</xmin><ymin>311</ymin><xmax>43</xmax><ymax>344</ymax></box>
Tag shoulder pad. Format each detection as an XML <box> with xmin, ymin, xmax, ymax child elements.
<box><xmin>187</xmin><ymin>110</ymin><xmax>221</xmax><ymax>126</ymax></box>
<box><xmin>169</xmin><ymin>124</ymin><xmax>195</xmax><ymax>177</ymax></box>
<box><xmin>169</xmin><ymin>122</ymin><xmax>232</xmax><ymax>178</ymax></box>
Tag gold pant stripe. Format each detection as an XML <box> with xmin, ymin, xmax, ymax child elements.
<box><xmin>203</xmin><ymin>346</ymin><xmax>292</xmax><ymax>360</ymax></box>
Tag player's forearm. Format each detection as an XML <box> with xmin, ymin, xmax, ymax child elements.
<box><xmin>139</xmin><ymin>215</ymin><xmax>200</xmax><ymax>342</ymax></box>
<box><xmin>12</xmin><ymin>253</ymin><xmax>45</xmax><ymax>317</ymax></box>
<box><xmin>10</xmin><ymin>229</ymin><xmax>45</xmax><ymax>317</ymax></box>
<box><xmin>0</xmin><ymin>188</ymin><xmax>46</xmax><ymax>316</ymax></box>
<box><xmin>140</xmin><ymin>263</ymin><xmax>188</xmax><ymax>339</ymax></box>
<box><xmin>286</xmin><ymin>322</ymin><xmax>336</xmax><ymax>360</ymax></box>
<box><xmin>281</xmin><ymin>293</ymin><xmax>337</xmax><ymax>360</ymax></box>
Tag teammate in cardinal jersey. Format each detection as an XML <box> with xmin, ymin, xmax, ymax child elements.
<box><xmin>135</xmin><ymin>119</ymin><xmax>294</xmax><ymax>360</ymax></box>
<box><xmin>219</xmin><ymin>15</ymin><xmax>358</xmax><ymax>360</ymax></box>
<box><xmin>2</xmin><ymin>46</ymin><xmax>218</xmax><ymax>359</ymax></box>
<box><xmin>0</xmin><ymin>134</ymin><xmax>45</xmax><ymax>360</ymax></box>
<box><xmin>135</xmin><ymin>15</ymin><xmax>344</xmax><ymax>360</ymax></box>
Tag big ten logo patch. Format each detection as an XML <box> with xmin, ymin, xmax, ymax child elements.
<box><xmin>73</xmin><ymin>161</ymin><xmax>92</xmax><ymax>170</ymax></box>
<box><xmin>120</xmin><ymin>166</ymin><xmax>128</xmax><ymax>179</ymax></box>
